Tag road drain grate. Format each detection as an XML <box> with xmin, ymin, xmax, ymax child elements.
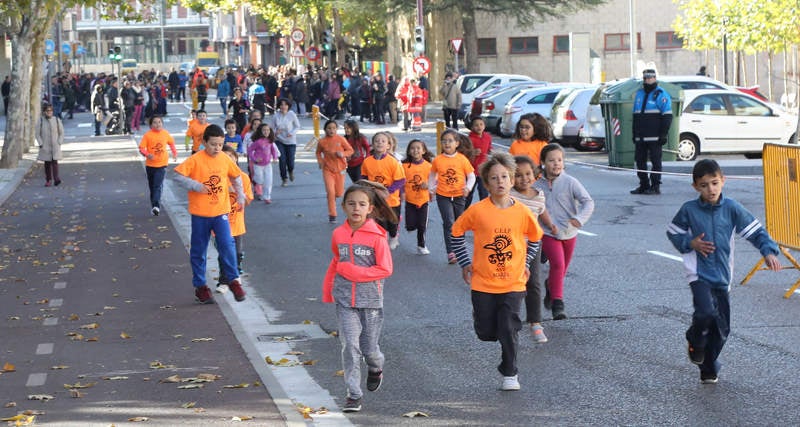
<box><xmin>257</xmin><ymin>332</ymin><xmax>311</xmax><ymax>342</ymax></box>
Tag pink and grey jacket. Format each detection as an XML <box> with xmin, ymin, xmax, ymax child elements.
<box><xmin>323</xmin><ymin>218</ymin><xmax>393</xmax><ymax>308</ymax></box>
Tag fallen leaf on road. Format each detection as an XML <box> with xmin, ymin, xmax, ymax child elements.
<box><xmin>334</xmin><ymin>370</ymin><xmax>344</xmax><ymax>377</ymax></box>
<box><xmin>68</xmin><ymin>314</ymin><xmax>79</xmax><ymax>321</ymax></box>
<box><xmin>36</xmin><ymin>299</ymin><xmax>49</xmax><ymax>305</ymax></box>
<box><xmin>159</xmin><ymin>375</ymin><xmax>181</xmax><ymax>383</ymax></box>
<box><xmin>120</xmin><ymin>332</ymin><xmax>131</xmax><ymax>339</ymax></box>
<box><xmin>102</xmin><ymin>376</ymin><xmax>128</xmax><ymax>381</ymax></box>
<box><xmin>27</xmin><ymin>395</ymin><xmax>54</xmax><ymax>401</ymax></box>
<box><xmin>63</xmin><ymin>382</ymin><xmax>95</xmax><ymax>389</ymax></box>
<box><xmin>303</xmin><ymin>320</ymin><xmax>313</xmax><ymax>324</ymax></box>
<box><xmin>181</xmin><ymin>402</ymin><xmax>196</xmax><ymax>409</ymax></box>
<box><xmin>70</xmin><ymin>389</ymin><xmax>84</xmax><ymax>398</ymax></box>
<box><xmin>286</xmin><ymin>351</ymin><xmax>304</xmax><ymax>356</ymax></box>
<box><xmin>402</xmin><ymin>411</ymin><xmax>430</xmax><ymax>418</ymax></box>
<box><xmin>85</xmin><ymin>337</ymin><xmax>99</xmax><ymax>342</ymax></box>
<box><xmin>302</xmin><ymin>360</ymin><xmax>317</xmax><ymax>366</ymax></box>
<box><xmin>230</xmin><ymin>415</ymin><xmax>254</xmax><ymax>421</ymax></box>
<box><xmin>8</xmin><ymin>316</ymin><xmax>20</xmax><ymax>320</ymax></box>
<box><xmin>128</xmin><ymin>416</ymin><xmax>149</xmax><ymax>422</ymax></box>
<box><xmin>0</xmin><ymin>414</ymin><xmax>35</xmax><ymax>424</ymax></box>
<box><xmin>3</xmin><ymin>402</ymin><xmax>16</xmax><ymax>408</ymax></box>
<box><xmin>191</xmin><ymin>337</ymin><xmax>214</xmax><ymax>342</ymax></box>
<box><xmin>150</xmin><ymin>361</ymin><xmax>175</xmax><ymax>369</ymax></box>
<box><xmin>50</xmin><ymin>365</ymin><xmax>69</xmax><ymax>370</ymax></box>
<box><xmin>79</xmin><ymin>323</ymin><xmax>99</xmax><ymax>329</ymax></box>
<box><xmin>197</xmin><ymin>373</ymin><xmax>221</xmax><ymax>381</ymax></box>
<box><xmin>177</xmin><ymin>384</ymin><xmax>204</xmax><ymax>389</ymax></box>
<box><xmin>2</xmin><ymin>362</ymin><xmax>15</xmax><ymax>372</ymax></box>
<box><xmin>223</xmin><ymin>383</ymin><xmax>250</xmax><ymax>389</ymax></box>
<box><xmin>296</xmin><ymin>403</ymin><xmax>329</xmax><ymax>419</ymax></box>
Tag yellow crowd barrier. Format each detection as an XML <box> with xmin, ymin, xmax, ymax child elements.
<box><xmin>303</xmin><ymin>105</ymin><xmax>320</xmax><ymax>151</ymax></box>
<box><xmin>741</xmin><ymin>143</ymin><xmax>800</xmax><ymax>298</ymax></box>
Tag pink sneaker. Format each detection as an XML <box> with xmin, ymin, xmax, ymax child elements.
<box><xmin>264</xmin><ymin>199</ymin><xmax>272</xmax><ymax>204</ymax></box>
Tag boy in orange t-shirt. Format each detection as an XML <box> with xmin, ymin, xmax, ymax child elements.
<box><xmin>185</xmin><ymin>109</ymin><xmax>209</xmax><ymax>154</ymax></box>
<box><xmin>451</xmin><ymin>152</ymin><xmax>543</xmax><ymax>392</ymax></box>
<box><xmin>173</xmin><ymin>124</ymin><xmax>248</xmax><ymax>304</ymax></box>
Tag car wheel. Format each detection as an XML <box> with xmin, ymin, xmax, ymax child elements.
<box><xmin>494</xmin><ymin>119</ymin><xmax>503</xmax><ymax>135</ymax></box>
<box><xmin>790</xmin><ymin>133</ymin><xmax>797</xmax><ymax>145</ymax></box>
<box><xmin>677</xmin><ymin>134</ymin><xmax>698</xmax><ymax>161</ymax></box>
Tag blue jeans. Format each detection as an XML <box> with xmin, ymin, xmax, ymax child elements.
<box><xmin>436</xmin><ymin>194</ymin><xmax>466</xmax><ymax>254</ymax></box>
<box><xmin>686</xmin><ymin>280</ymin><xmax>730</xmax><ymax>376</ymax></box>
<box><xmin>189</xmin><ymin>214</ymin><xmax>238</xmax><ymax>288</ymax></box>
<box><xmin>219</xmin><ymin>96</ymin><xmax>228</xmax><ymax>116</ymax></box>
<box><xmin>145</xmin><ymin>166</ymin><xmax>166</xmax><ymax>208</ymax></box>
<box><xmin>275</xmin><ymin>141</ymin><xmax>296</xmax><ymax>181</ymax></box>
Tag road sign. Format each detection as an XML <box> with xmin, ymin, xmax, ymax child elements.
<box><xmin>451</xmin><ymin>38</ymin><xmax>463</xmax><ymax>53</ymax></box>
<box><xmin>44</xmin><ymin>39</ymin><xmax>55</xmax><ymax>56</ymax></box>
<box><xmin>412</xmin><ymin>55</ymin><xmax>431</xmax><ymax>75</ymax></box>
<box><xmin>61</xmin><ymin>42</ymin><xmax>71</xmax><ymax>56</ymax></box>
<box><xmin>290</xmin><ymin>28</ymin><xmax>305</xmax><ymax>44</ymax></box>
<box><xmin>291</xmin><ymin>44</ymin><xmax>305</xmax><ymax>58</ymax></box>
<box><xmin>306</xmin><ymin>46</ymin><xmax>320</xmax><ymax>62</ymax></box>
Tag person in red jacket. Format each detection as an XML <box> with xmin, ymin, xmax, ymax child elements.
<box><xmin>323</xmin><ymin>182</ymin><xmax>397</xmax><ymax>413</ymax></box>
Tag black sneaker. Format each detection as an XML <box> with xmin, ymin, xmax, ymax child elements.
<box><xmin>551</xmin><ymin>299</ymin><xmax>567</xmax><ymax>320</ymax></box>
<box><xmin>687</xmin><ymin>343</ymin><xmax>704</xmax><ymax>365</ymax></box>
<box><xmin>195</xmin><ymin>286</ymin><xmax>214</xmax><ymax>304</ymax></box>
<box><xmin>645</xmin><ymin>185</ymin><xmax>661</xmax><ymax>195</ymax></box>
<box><xmin>342</xmin><ymin>397</ymin><xmax>362</xmax><ymax>413</ymax></box>
<box><xmin>630</xmin><ymin>186</ymin><xmax>649</xmax><ymax>194</ymax></box>
<box><xmin>366</xmin><ymin>370</ymin><xmax>383</xmax><ymax>392</ymax></box>
<box><xmin>700</xmin><ymin>372</ymin><xmax>718</xmax><ymax>384</ymax></box>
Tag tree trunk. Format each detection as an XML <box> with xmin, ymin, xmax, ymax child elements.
<box><xmin>460</xmin><ymin>1</ymin><xmax>478</xmax><ymax>73</ymax></box>
<box><xmin>332</xmin><ymin>7</ymin><xmax>343</xmax><ymax>68</ymax></box>
<box><xmin>0</xmin><ymin>35</ymin><xmax>34</xmax><ymax>168</ymax></box>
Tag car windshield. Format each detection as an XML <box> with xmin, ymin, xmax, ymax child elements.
<box><xmin>197</xmin><ymin>58</ymin><xmax>217</xmax><ymax>67</ymax></box>
<box><xmin>460</xmin><ymin>76</ymin><xmax>490</xmax><ymax>94</ymax></box>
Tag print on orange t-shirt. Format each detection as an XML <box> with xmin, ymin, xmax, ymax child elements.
<box><xmin>403</xmin><ymin>160</ymin><xmax>432</xmax><ymax>208</ymax></box>
<box><xmin>509</xmin><ymin>139</ymin><xmax>548</xmax><ymax>166</ymax></box>
<box><xmin>139</xmin><ymin>129</ymin><xmax>177</xmax><ymax>168</ymax></box>
<box><xmin>361</xmin><ymin>155</ymin><xmax>405</xmax><ymax>207</ymax></box>
<box><xmin>431</xmin><ymin>153</ymin><xmax>474</xmax><ymax>198</ymax></box>
<box><xmin>174</xmin><ymin>150</ymin><xmax>242</xmax><ymax>217</ymax></box>
<box><xmin>227</xmin><ymin>173</ymin><xmax>254</xmax><ymax>237</ymax></box>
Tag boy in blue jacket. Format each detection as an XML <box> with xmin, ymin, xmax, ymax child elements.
<box><xmin>667</xmin><ymin>159</ymin><xmax>781</xmax><ymax>384</ymax></box>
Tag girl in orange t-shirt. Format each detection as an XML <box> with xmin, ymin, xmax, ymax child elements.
<box><xmin>508</xmin><ymin>113</ymin><xmax>551</xmax><ymax>170</ymax></box>
<box><xmin>401</xmin><ymin>139</ymin><xmax>434</xmax><ymax>255</ymax></box>
<box><xmin>138</xmin><ymin>116</ymin><xmax>177</xmax><ymax>216</ymax></box>
<box><xmin>316</xmin><ymin>120</ymin><xmax>354</xmax><ymax>222</ymax></box>
<box><xmin>429</xmin><ymin>129</ymin><xmax>476</xmax><ymax>264</ymax></box>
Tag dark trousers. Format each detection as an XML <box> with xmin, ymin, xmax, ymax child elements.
<box><xmin>465</xmin><ymin>177</ymin><xmax>488</xmax><ymax>209</ymax></box>
<box><xmin>346</xmin><ymin>164</ymin><xmax>362</xmax><ymax>184</ymax></box>
<box><xmin>217</xmin><ymin>235</ymin><xmax>244</xmax><ymax>283</ymax></box>
<box><xmin>436</xmin><ymin>194</ymin><xmax>466</xmax><ymax>254</ymax></box>
<box><xmin>359</xmin><ymin>100</ymin><xmax>371</xmax><ymax>121</ymax></box>
<box><xmin>94</xmin><ymin>118</ymin><xmax>102</xmax><ymax>136</ymax></box>
<box><xmin>145</xmin><ymin>166</ymin><xmax>167</xmax><ymax>208</ymax></box>
<box><xmin>275</xmin><ymin>141</ymin><xmax>296</xmax><ymax>181</ymax></box>
<box><xmin>524</xmin><ymin>245</ymin><xmax>544</xmax><ymax>323</ymax></box>
<box><xmin>3</xmin><ymin>96</ymin><xmax>8</xmax><ymax>115</ymax></box>
<box><xmin>634</xmin><ymin>140</ymin><xmax>663</xmax><ymax>188</ymax></box>
<box><xmin>443</xmin><ymin>107</ymin><xmax>459</xmax><ymax>129</ymax></box>
<box><xmin>405</xmin><ymin>202</ymin><xmax>429</xmax><ymax>248</ymax></box>
<box><xmin>44</xmin><ymin>160</ymin><xmax>60</xmax><ymax>183</ymax></box>
<box><xmin>472</xmin><ymin>290</ymin><xmax>525</xmax><ymax>377</ymax></box>
<box><xmin>686</xmin><ymin>280</ymin><xmax>730</xmax><ymax>376</ymax></box>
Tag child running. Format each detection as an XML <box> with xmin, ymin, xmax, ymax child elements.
<box><xmin>173</xmin><ymin>124</ymin><xmax>247</xmax><ymax>303</ymax></box>
<box><xmin>509</xmin><ymin>113</ymin><xmax>550</xmax><ymax>169</ymax></box>
<box><xmin>510</xmin><ymin>155</ymin><xmax>556</xmax><ymax>343</ymax></box>
<box><xmin>316</xmin><ymin>119</ymin><xmax>354</xmax><ymax>223</ymax></box>
<box><xmin>137</xmin><ymin>115</ymin><xmax>177</xmax><ymax>216</ymax></box>
<box><xmin>344</xmin><ymin>119</ymin><xmax>370</xmax><ymax>184</ymax></box>
<box><xmin>247</xmin><ymin>122</ymin><xmax>280</xmax><ymax>204</ymax></box>
<box><xmin>402</xmin><ymin>139</ymin><xmax>434</xmax><ymax>255</ymax></box>
<box><xmin>185</xmin><ymin>109</ymin><xmax>209</xmax><ymax>154</ymax></box>
<box><xmin>322</xmin><ymin>182</ymin><xmax>398</xmax><ymax>413</ymax></box>
<box><xmin>430</xmin><ymin>129</ymin><xmax>476</xmax><ymax>264</ymax></box>
<box><xmin>451</xmin><ymin>152</ymin><xmax>543</xmax><ymax>391</ymax></box>
<box><xmin>224</xmin><ymin>118</ymin><xmax>244</xmax><ymax>154</ymax></box>
<box><xmin>667</xmin><ymin>159</ymin><xmax>780</xmax><ymax>384</ymax></box>
<box><xmin>216</xmin><ymin>145</ymin><xmax>253</xmax><ymax>292</ymax></box>
<box><xmin>533</xmin><ymin>143</ymin><xmax>594</xmax><ymax>320</ymax></box>
<box><xmin>466</xmin><ymin>116</ymin><xmax>492</xmax><ymax>208</ymax></box>
<box><xmin>360</xmin><ymin>131</ymin><xmax>406</xmax><ymax>249</ymax></box>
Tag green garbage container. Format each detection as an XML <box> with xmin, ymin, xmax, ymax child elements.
<box><xmin>600</xmin><ymin>79</ymin><xmax>683</xmax><ymax>168</ymax></box>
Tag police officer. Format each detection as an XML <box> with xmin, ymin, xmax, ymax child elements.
<box><xmin>630</xmin><ymin>69</ymin><xmax>672</xmax><ymax>195</ymax></box>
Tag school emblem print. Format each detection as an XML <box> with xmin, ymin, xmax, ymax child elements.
<box><xmin>203</xmin><ymin>175</ymin><xmax>224</xmax><ymax>203</ymax></box>
<box><xmin>409</xmin><ymin>174</ymin><xmax>424</xmax><ymax>192</ymax></box>
<box><xmin>483</xmin><ymin>234</ymin><xmax>513</xmax><ymax>268</ymax></box>
<box><xmin>153</xmin><ymin>142</ymin><xmax>164</xmax><ymax>156</ymax></box>
<box><xmin>373</xmin><ymin>175</ymin><xmax>386</xmax><ymax>185</ymax></box>
<box><xmin>443</xmin><ymin>168</ymin><xmax>458</xmax><ymax>185</ymax></box>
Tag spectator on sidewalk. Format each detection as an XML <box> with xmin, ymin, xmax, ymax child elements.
<box><xmin>439</xmin><ymin>72</ymin><xmax>461</xmax><ymax>129</ymax></box>
<box><xmin>2</xmin><ymin>75</ymin><xmax>10</xmax><ymax>116</ymax></box>
<box><xmin>90</xmin><ymin>84</ymin><xmax>106</xmax><ymax>137</ymax></box>
<box><xmin>36</xmin><ymin>104</ymin><xmax>64</xmax><ymax>187</ymax></box>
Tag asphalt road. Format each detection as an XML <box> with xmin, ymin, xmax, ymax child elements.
<box><xmin>2</xmin><ymin>98</ymin><xmax>799</xmax><ymax>426</ymax></box>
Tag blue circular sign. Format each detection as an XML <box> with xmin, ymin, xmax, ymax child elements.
<box><xmin>44</xmin><ymin>39</ymin><xmax>55</xmax><ymax>55</ymax></box>
<box><xmin>62</xmin><ymin>42</ymin><xmax>71</xmax><ymax>55</ymax></box>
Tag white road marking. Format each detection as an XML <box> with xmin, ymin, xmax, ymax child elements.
<box><xmin>49</xmin><ymin>298</ymin><xmax>63</xmax><ymax>307</ymax></box>
<box><xmin>26</xmin><ymin>373</ymin><xmax>47</xmax><ymax>387</ymax></box>
<box><xmin>36</xmin><ymin>343</ymin><xmax>54</xmax><ymax>355</ymax></box>
<box><xmin>43</xmin><ymin>317</ymin><xmax>58</xmax><ymax>326</ymax></box>
<box><xmin>54</xmin><ymin>282</ymin><xmax>67</xmax><ymax>289</ymax></box>
<box><xmin>577</xmin><ymin>230</ymin><xmax>597</xmax><ymax>236</ymax></box>
<box><xmin>648</xmin><ymin>250</ymin><xmax>682</xmax><ymax>262</ymax></box>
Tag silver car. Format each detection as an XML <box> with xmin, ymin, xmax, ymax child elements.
<box><xmin>480</xmin><ymin>82</ymin><xmax>549</xmax><ymax>134</ymax></box>
<box><xmin>551</xmin><ymin>86</ymin><xmax>599</xmax><ymax>147</ymax></box>
<box><xmin>499</xmin><ymin>85</ymin><xmax>577</xmax><ymax>137</ymax></box>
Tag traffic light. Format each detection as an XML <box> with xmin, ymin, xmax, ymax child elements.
<box><xmin>413</xmin><ymin>26</ymin><xmax>425</xmax><ymax>56</ymax></box>
<box><xmin>322</xmin><ymin>29</ymin><xmax>333</xmax><ymax>51</ymax></box>
<box><xmin>108</xmin><ymin>46</ymin><xmax>122</xmax><ymax>62</ymax></box>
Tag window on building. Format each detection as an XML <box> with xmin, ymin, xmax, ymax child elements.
<box><xmin>477</xmin><ymin>38</ymin><xmax>497</xmax><ymax>56</ymax></box>
<box><xmin>553</xmin><ymin>35</ymin><xmax>569</xmax><ymax>53</ymax></box>
<box><xmin>604</xmin><ymin>33</ymin><xmax>641</xmax><ymax>51</ymax></box>
<box><xmin>81</xmin><ymin>7</ymin><xmax>93</xmax><ymax>21</ymax></box>
<box><xmin>509</xmin><ymin>37</ymin><xmax>539</xmax><ymax>54</ymax></box>
<box><xmin>656</xmin><ymin>31</ymin><xmax>683</xmax><ymax>50</ymax></box>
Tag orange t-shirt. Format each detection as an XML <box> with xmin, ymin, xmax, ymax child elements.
<box><xmin>186</xmin><ymin>120</ymin><xmax>210</xmax><ymax>152</ymax></box>
<box><xmin>509</xmin><ymin>139</ymin><xmax>548</xmax><ymax>166</ymax></box>
<box><xmin>174</xmin><ymin>151</ymin><xmax>242</xmax><ymax>217</ymax></box>
<box><xmin>431</xmin><ymin>153</ymin><xmax>474</xmax><ymax>198</ymax></box>
<box><xmin>227</xmin><ymin>173</ymin><xmax>254</xmax><ymax>237</ymax></box>
<box><xmin>315</xmin><ymin>135</ymin><xmax>354</xmax><ymax>174</ymax></box>
<box><xmin>451</xmin><ymin>198</ymin><xmax>543</xmax><ymax>294</ymax></box>
<box><xmin>138</xmin><ymin>129</ymin><xmax>176</xmax><ymax>168</ymax></box>
<box><xmin>403</xmin><ymin>160</ymin><xmax>432</xmax><ymax>208</ymax></box>
<box><xmin>361</xmin><ymin>154</ymin><xmax>405</xmax><ymax>207</ymax></box>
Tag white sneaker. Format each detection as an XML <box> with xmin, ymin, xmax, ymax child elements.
<box><xmin>389</xmin><ymin>236</ymin><xmax>399</xmax><ymax>250</ymax></box>
<box><xmin>500</xmin><ymin>375</ymin><xmax>520</xmax><ymax>391</ymax></box>
<box><xmin>417</xmin><ymin>246</ymin><xmax>430</xmax><ymax>255</ymax></box>
<box><xmin>215</xmin><ymin>283</ymin><xmax>229</xmax><ymax>294</ymax></box>
<box><xmin>151</xmin><ymin>206</ymin><xmax>160</xmax><ymax>216</ymax></box>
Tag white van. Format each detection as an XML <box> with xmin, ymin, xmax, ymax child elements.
<box><xmin>455</xmin><ymin>74</ymin><xmax>534</xmax><ymax>124</ymax></box>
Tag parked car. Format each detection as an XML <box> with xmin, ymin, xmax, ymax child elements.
<box><xmin>467</xmin><ymin>80</ymin><xmax>547</xmax><ymax>127</ymax></box>
<box><xmin>455</xmin><ymin>74</ymin><xmax>534</xmax><ymax>125</ymax></box>
<box><xmin>578</xmin><ymin>100</ymin><xmax>606</xmax><ymax>151</ymax></box>
<box><xmin>551</xmin><ymin>86</ymin><xmax>598</xmax><ymax>147</ymax></box>
<box><xmin>677</xmin><ymin>89</ymin><xmax>796</xmax><ymax>161</ymax></box>
<box><xmin>660</xmin><ymin>75</ymin><xmax>770</xmax><ymax>102</ymax></box>
<box><xmin>498</xmin><ymin>85</ymin><xmax>580</xmax><ymax>138</ymax></box>
<box><xmin>179</xmin><ymin>61</ymin><xmax>195</xmax><ymax>74</ymax></box>
<box><xmin>478</xmin><ymin>82</ymin><xmax>549</xmax><ymax>133</ymax></box>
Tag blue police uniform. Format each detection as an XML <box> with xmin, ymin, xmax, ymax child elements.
<box><xmin>631</xmin><ymin>74</ymin><xmax>672</xmax><ymax>193</ymax></box>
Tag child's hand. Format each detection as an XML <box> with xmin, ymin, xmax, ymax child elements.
<box><xmin>461</xmin><ymin>265</ymin><xmax>472</xmax><ymax>285</ymax></box>
<box><xmin>146</xmin><ymin>154</ymin><xmax>154</xmax><ymax>160</ymax></box>
<box><xmin>764</xmin><ymin>254</ymin><xmax>782</xmax><ymax>271</ymax></box>
<box><xmin>569</xmin><ymin>218</ymin><xmax>582</xmax><ymax>228</ymax></box>
<box><xmin>691</xmin><ymin>233</ymin><xmax>715</xmax><ymax>257</ymax></box>
<box><xmin>462</xmin><ymin>187</ymin><xmax>469</xmax><ymax>197</ymax></box>
<box><xmin>548</xmin><ymin>224</ymin><xmax>558</xmax><ymax>235</ymax></box>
